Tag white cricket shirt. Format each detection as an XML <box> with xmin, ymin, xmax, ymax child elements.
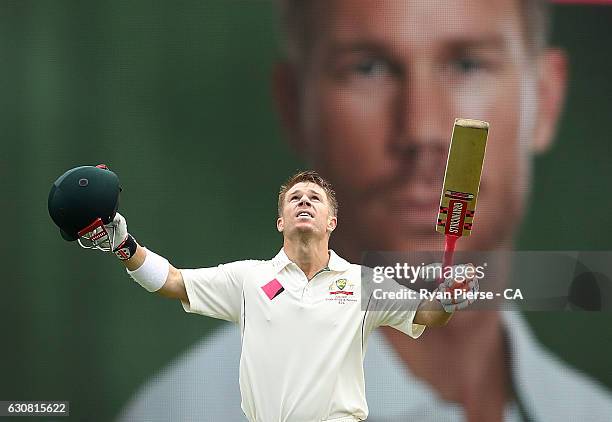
<box><xmin>180</xmin><ymin>249</ymin><xmax>425</xmax><ymax>422</ymax></box>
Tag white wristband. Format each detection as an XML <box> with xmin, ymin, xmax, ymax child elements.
<box><xmin>127</xmin><ymin>247</ymin><xmax>170</xmax><ymax>292</ymax></box>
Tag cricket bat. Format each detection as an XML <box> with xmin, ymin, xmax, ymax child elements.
<box><xmin>436</xmin><ymin>118</ymin><xmax>489</xmax><ymax>270</ymax></box>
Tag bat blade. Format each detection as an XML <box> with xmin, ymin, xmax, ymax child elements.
<box><xmin>436</xmin><ymin>118</ymin><xmax>489</xmax><ymax>237</ymax></box>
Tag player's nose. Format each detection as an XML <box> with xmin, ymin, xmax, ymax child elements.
<box><xmin>390</xmin><ymin>69</ymin><xmax>450</xmax><ymax>156</ymax></box>
<box><xmin>298</xmin><ymin>195</ymin><xmax>312</xmax><ymax>206</ymax></box>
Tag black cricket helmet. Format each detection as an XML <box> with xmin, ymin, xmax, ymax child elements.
<box><xmin>48</xmin><ymin>164</ymin><xmax>122</xmax><ymax>250</ymax></box>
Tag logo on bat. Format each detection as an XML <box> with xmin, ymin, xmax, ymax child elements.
<box><xmin>446</xmin><ymin>199</ymin><xmax>468</xmax><ymax>236</ymax></box>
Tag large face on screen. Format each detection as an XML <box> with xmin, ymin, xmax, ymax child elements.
<box><xmin>279</xmin><ymin>0</ymin><xmax>565</xmax><ymax>254</ymax></box>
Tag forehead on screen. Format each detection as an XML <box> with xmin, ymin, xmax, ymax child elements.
<box><xmin>279</xmin><ymin>0</ymin><xmax>549</xmax><ymax>61</ymax></box>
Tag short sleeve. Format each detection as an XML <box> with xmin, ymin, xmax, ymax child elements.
<box><xmin>180</xmin><ymin>260</ymin><xmax>255</xmax><ymax>323</ymax></box>
<box><xmin>362</xmin><ymin>267</ymin><xmax>426</xmax><ymax>339</ymax></box>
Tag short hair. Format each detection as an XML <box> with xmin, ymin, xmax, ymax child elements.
<box><xmin>278</xmin><ymin>170</ymin><xmax>338</xmax><ymax>217</ymax></box>
<box><xmin>278</xmin><ymin>0</ymin><xmax>551</xmax><ymax>64</ymax></box>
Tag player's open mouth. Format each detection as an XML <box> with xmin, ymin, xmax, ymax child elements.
<box><xmin>296</xmin><ymin>211</ymin><xmax>314</xmax><ymax>219</ymax></box>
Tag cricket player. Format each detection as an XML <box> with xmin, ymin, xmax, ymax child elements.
<box><xmin>120</xmin><ymin>0</ymin><xmax>612</xmax><ymax>421</ymax></box>
<box><xmin>72</xmin><ymin>170</ymin><xmax>477</xmax><ymax>422</ymax></box>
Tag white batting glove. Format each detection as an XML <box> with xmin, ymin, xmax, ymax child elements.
<box><xmin>77</xmin><ymin>211</ymin><xmax>136</xmax><ymax>260</ymax></box>
<box><xmin>104</xmin><ymin>212</ymin><xmax>128</xmax><ymax>250</ymax></box>
<box><xmin>434</xmin><ymin>263</ymin><xmax>480</xmax><ymax>313</ymax></box>
<box><xmin>101</xmin><ymin>212</ymin><xmax>137</xmax><ymax>260</ymax></box>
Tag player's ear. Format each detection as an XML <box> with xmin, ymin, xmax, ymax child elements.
<box><xmin>532</xmin><ymin>48</ymin><xmax>568</xmax><ymax>154</ymax></box>
<box><xmin>277</xmin><ymin>216</ymin><xmax>284</xmax><ymax>233</ymax></box>
<box><xmin>272</xmin><ymin>61</ymin><xmax>308</xmax><ymax>157</ymax></box>
<box><xmin>327</xmin><ymin>215</ymin><xmax>337</xmax><ymax>233</ymax></box>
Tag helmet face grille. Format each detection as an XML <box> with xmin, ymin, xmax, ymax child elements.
<box><xmin>48</xmin><ymin>165</ymin><xmax>121</xmax><ymax>241</ymax></box>
<box><xmin>76</xmin><ymin>217</ymin><xmax>115</xmax><ymax>252</ymax></box>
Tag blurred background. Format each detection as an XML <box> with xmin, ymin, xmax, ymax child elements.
<box><xmin>1</xmin><ymin>1</ymin><xmax>611</xmax><ymax>420</ymax></box>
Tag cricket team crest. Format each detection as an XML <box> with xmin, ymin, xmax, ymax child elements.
<box><xmin>327</xmin><ymin>279</ymin><xmax>357</xmax><ymax>304</ymax></box>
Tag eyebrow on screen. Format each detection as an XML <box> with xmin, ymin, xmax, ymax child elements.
<box><xmin>327</xmin><ymin>41</ymin><xmax>393</xmax><ymax>57</ymax></box>
<box><xmin>443</xmin><ymin>36</ymin><xmax>509</xmax><ymax>53</ymax></box>
<box><xmin>326</xmin><ymin>35</ymin><xmax>509</xmax><ymax>56</ymax></box>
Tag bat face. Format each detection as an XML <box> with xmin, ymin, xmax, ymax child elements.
<box><xmin>436</xmin><ymin>119</ymin><xmax>489</xmax><ymax>237</ymax></box>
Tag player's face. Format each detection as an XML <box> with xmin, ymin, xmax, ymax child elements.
<box><xmin>278</xmin><ymin>0</ymin><xmax>565</xmax><ymax>253</ymax></box>
<box><xmin>277</xmin><ymin>182</ymin><xmax>337</xmax><ymax>238</ymax></box>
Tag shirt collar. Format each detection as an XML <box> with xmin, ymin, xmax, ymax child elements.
<box><xmin>271</xmin><ymin>248</ymin><xmax>351</xmax><ymax>273</ymax></box>
<box><xmin>271</xmin><ymin>248</ymin><xmax>292</xmax><ymax>271</ymax></box>
<box><xmin>328</xmin><ymin>249</ymin><xmax>351</xmax><ymax>271</ymax></box>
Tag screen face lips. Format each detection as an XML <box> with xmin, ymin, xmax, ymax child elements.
<box><xmin>436</xmin><ymin>118</ymin><xmax>489</xmax><ymax>238</ymax></box>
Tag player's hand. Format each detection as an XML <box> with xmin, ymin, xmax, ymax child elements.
<box><xmin>78</xmin><ymin>211</ymin><xmax>137</xmax><ymax>260</ymax></box>
<box><xmin>434</xmin><ymin>263</ymin><xmax>480</xmax><ymax>313</ymax></box>
<box><xmin>104</xmin><ymin>212</ymin><xmax>129</xmax><ymax>251</ymax></box>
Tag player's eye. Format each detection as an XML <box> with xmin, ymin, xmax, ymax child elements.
<box><xmin>351</xmin><ymin>58</ymin><xmax>394</xmax><ymax>78</ymax></box>
<box><xmin>452</xmin><ymin>56</ymin><xmax>485</xmax><ymax>73</ymax></box>
<box><xmin>446</xmin><ymin>50</ymin><xmax>502</xmax><ymax>77</ymax></box>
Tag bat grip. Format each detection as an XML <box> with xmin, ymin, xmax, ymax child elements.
<box><xmin>436</xmin><ymin>234</ymin><xmax>459</xmax><ymax>285</ymax></box>
<box><xmin>443</xmin><ymin>234</ymin><xmax>459</xmax><ymax>271</ymax></box>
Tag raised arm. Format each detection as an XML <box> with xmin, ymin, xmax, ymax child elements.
<box><xmin>363</xmin><ymin>263</ymin><xmax>480</xmax><ymax>340</ymax></box>
<box><xmin>123</xmin><ymin>244</ymin><xmax>188</xmax><ymax>302</ymax></box>
<box><xmin>414</xmin><ymin>263</ymin><xmax>480</xmax><ymax>327</ymax></box>
<box><xmin>414</xmin><ymin>297</ymin><xmax>453</xmax><ymax>327</ymax></box>
<box><xmin>72</xmin><ymin>210</ymin><xmax>247</xmax><ymax>324</ymax></box>
<box><xmin>100</xmin><ymin>212</ymin><xmax>188</xmax><ymax>303</ymax></box>
<box><xmin>108</xmin><ymin>213</ymin><xmax>245</xmax><ymax>322</ymax></box>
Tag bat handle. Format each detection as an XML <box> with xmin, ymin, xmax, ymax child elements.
<box><xmin>443</xmin><ymin>234</ymin><xmax>459</xmax><ymax>272</ymax></box>
<box><xmin>436</xmin><ymin>234</ymin><xmax>459</xmax><ymax>285</ymax></box>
